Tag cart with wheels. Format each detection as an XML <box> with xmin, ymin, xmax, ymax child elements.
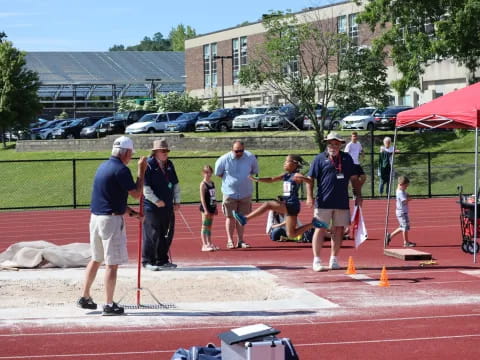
<box><xmin>458</xmin><ymin>186</ymin><xmax>480</xmax><ymax>254</ymax></box>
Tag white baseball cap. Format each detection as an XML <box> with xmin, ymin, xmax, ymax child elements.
<box><xmin>112</xmin><ymin>136</ymin><xmax>135</xmax><ymax>153</ymax></box>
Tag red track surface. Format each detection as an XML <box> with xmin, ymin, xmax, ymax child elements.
<box><xmin>1</xmin><ymin>198</ymin><xmax>480</xmax><ymax>359</ymax></box>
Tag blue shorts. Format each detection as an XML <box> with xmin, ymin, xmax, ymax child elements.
<box><xmin>396</xmin><ymin>212</ymin><xmax>410</xmax><ymax>231</ymax></box>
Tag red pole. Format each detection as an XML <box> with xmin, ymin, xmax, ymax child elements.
<box><xmin>136</xmin><ymin>197</ymin><xmax>144</xmax><ymax>306</ymax></box>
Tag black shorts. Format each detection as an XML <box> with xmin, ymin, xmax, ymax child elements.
<box><xmin>353</xmin><ymin>164</ymin><xmax>365</xmax><ymax>176</ymax></box>
<box><xmin>199</xmin><ymin>204</ymin><xmax>217</xmax><ymax>214</ymax></box>
<box><xmin>285</xmin><ymin>200</ymin><xmax>300</xmax><ymax>216</ymax></box>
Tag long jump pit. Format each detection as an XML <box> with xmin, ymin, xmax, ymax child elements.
<box><xmin>0</xmin><ymin>265</ymin><xmax>337</xmax><ymax>328</ymax></box>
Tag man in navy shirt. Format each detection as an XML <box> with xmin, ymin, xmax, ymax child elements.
<box><xmin>306</xmin><ymin>132</ymin><xmax>363</xmax><ymax>272</ymax></box>
<box><xmin>78</xmin><ymin>136</ymin><xmax>147</xmax><ymax>315</ymax></box>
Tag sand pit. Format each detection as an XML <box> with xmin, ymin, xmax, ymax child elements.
<box><xmin>0</xmin><ymin>265</ymin><xmax>335</xmax><ymax>315</ymax></box>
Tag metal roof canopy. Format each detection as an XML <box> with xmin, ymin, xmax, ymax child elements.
<box><xmin>25</xmin><ymin>51</ymin><xmax>185</xmax><ymax>85</ymax></box>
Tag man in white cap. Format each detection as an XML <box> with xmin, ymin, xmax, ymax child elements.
<box><xmin>77</xmin><ymin>136</ymin><xmax>147</xmax><ymax>315</ymax></box>
<box><xmin>306</xmin><ymin>132</ymin><xmax>363</xmax><ymax>272</ymax></box>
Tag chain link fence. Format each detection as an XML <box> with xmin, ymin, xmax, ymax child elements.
<box><xmin>0</xmin><ymin>152</ymin><xmax>476</xmax><ymax>210</ymax></box>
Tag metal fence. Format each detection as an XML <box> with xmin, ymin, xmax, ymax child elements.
<box><xmin>0</xmin><ymin>152</ymin><xmax>476</xmax><ymax>210</ymax></box>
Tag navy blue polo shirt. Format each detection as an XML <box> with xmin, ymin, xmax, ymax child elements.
<box><xmin>143</xmin><ymin>157</ymin><xmax>179</xmax><ymax>211</ymax></box>
<box><xmin>90</xmin><ymin>156</ymin><xmax>136</xmax><ymax>215</ymax></box>
<box><xmin>308</xmin><ymin>151</ymin><xmax>358</xmax><ymax>209</ymax></box>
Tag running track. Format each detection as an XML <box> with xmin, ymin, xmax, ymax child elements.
<box><xmin>1</xmin><ymin>198</ymin><xmax>480</xmax><ymax>359</ymax></box>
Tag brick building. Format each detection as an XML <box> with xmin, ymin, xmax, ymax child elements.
<box><xmin>185</xmin><ymin>1</ymin><xmax>472</xmax><ymax>109</ymax></box>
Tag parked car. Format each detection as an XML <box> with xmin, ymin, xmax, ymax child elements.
<box><xmin>52</xmin><ymin>117</ymin><xmax>96</xmax><ymax>139</ymax></box>
<box><xmin>165</xmin><ymin>111</ymin><xmax>211</xmax><ymax>132</ymax></box>
<box><xmin>374</xmin><ymin>105</ymin><xmax>413</xmax><ymax>130</ymax></box>
<box><xmin>39</xmin><ymin>120</ymin><xmax>73</xmax><ymax>140</ymax></box>
<box><xmin>261</xmin><ymin>104</ymin><xmax>304</xmax><ymax>130</ymax></box>
<box><xmin>341</xmin><ymin>107</ymin><xmax>382</xmax><ymax>131</ymax></box>
<box><xmin>125</xmin><ymin>112</ymin><xmax>183</xmax><ymax>134</ymax></box>
<box><xmin>231</xmin><ymin>106</ymin><xmax>278</xmax><ymax>130</ymax></box>
<box><xmin>303</xmin><ymin>107</ymin><xmax>346</xmax><ymax>130</ymax></box>
<box><xmin>80</xmin><ymin>117</ymin><xmax>113</xmax><ymax>138</ymax></box>
<box><xmin>98</xmin><ymin>110</ymin><xmax>152</xmax><ymax>136</ymax></box>
<box><xmin>29</xmin><ymin>120</ymin><xmax>64</xmax><ymax>139</ymax></box>
<box><xmin>195</xmin><ymin>108</ymin><xmax>247</xmax><ymax>132</ymax></box>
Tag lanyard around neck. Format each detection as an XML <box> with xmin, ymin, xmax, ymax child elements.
<box><xmin>329</xmin><ymin>154</ymin><xmax>342</xmax><ymax>173</ymax></box>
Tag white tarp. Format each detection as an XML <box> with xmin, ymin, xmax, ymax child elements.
<box><xmin>0</xmin><ymin>241</ymin><xmax>91</xmax><ymax>268</ymax></box>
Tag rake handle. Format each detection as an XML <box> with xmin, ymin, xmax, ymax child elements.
<box><xmin>136</xmin><ymin>197</ymin><xmax>144</xmax><ymax>306</ymax></box>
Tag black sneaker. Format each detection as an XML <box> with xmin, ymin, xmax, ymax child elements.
<box><xmin>77</xmin><ymin>296</ymin><xmax>97</xmax><ymax>310</ymax></box>
<box><xmin>158</xmin><ymin>262</ymin><xmax>177</xmax><ymax>269</ymax></box>
<box><xmin>102</xmin><ymin>302</ymin><xmax>124</xmax><ymax>316</ymax></box>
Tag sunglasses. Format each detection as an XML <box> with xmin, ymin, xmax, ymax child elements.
<box><xmin>234</xmin><ymin>149</ymin><xmax>244</xmax><ymax>153</ymax></box>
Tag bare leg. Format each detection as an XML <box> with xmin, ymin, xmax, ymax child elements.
<box><xmin>312</xmin><ymin>228</ymin><xmax>327</xmax><ymax>258</ymax></box>
<box><xmin>81</xmin><ymin>260</ymin><xmax>101</xmax><ymax>299</ymax></box>
<box><xmin>236</xmin><ymin>220</ymin><xmax>245</xmax><ymax>244</ymax></box>
<box><xmin>225</xmin><ymin>217</ymin><xmax>235</xmax><ymax>245</ymax></box>
<box><xmin>285</xmin><ymin>215</ymin><xmax>314</xmax><ymax>238</ymax></box>
<box><xmin>331</xmin><ymin>226</ymin><xmax>344</xmax><ymax>256</ymax></box>
<box><xmin>245</xmin><ymin>200</ymin><xmax>283</xmax><ymax>221</ymax></box>
<box><xmin>104</xmin><ymin>264</ymin><xmax>118</xmax><ymax>304</ymax></box>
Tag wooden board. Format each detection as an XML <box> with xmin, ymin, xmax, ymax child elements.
<box><xmin>384</xmin><ymin>248</ymin><xmax>432</xmax><ymax>260</ymax></box>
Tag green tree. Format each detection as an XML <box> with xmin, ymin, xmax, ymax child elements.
<box><xmin>206</xmin><ymin>91</ymin><xmax>221</xmax><ymax>111</ymax></box>
<box><xmin>332</xmin><ymin>46</ymin><xmax>390</xmax><ymax>115</ymax></box>
<box><xmin>110</xmin><ymin>32</ymin><xmax>171</xmax><ymax>51</ymax></box>
<box><xmin>358</xmin><ymin>0</ymin><xmax>480</xmax><ymax>94</ymax></box>
<box><xmin>240</xmin><ymin>10</ymin><xmax>388</xmax><ymax>150</ymax></box>
<box><xmin>0</xmin><ymin>39</ymin><xmax>42</xmax><ymax>147</ymax></box>
<box><xmin>156</xmin><ymin>92</ymin><xmax>204</xmax><ymax>112</ymax></box>
<box><xmin>169</xmin><ymin>24</ymin><xmax>197</xmax><ymax>51</ymax></box>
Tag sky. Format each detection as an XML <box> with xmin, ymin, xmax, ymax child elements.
<box><xmin>0</xmin><ymin>0</ymin><xmax>339</xmax><ymax>52</ymax></box>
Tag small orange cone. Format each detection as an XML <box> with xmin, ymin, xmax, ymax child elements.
<box><xmin>345</xmin><ymin>256</ymin><xmax>356</xmax><ymax>275</ymax></box>
<box><xmin>378</xmin><ymin>265</ymin><xmax>390</xmax><ymax>287</ymax></box>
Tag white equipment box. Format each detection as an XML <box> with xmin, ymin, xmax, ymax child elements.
<box><xmin>221</xmin><ymin>339</ymin><xmax>285</xmax><ymax>360</ymax></box>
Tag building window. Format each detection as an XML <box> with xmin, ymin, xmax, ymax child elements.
<box><xmin>348</xmin><ymin>13</ymin><xmax>358</xmax><ymax>47</ymax></box>
<box><xmin>203</xmin><ymin>43</ymin><xmax>217</xmax><ymax>88</ymax></box>
<box><xmin>337</xmin><ymin>14</ymin><xmax>358</xmax><ymax>50</ymax></box>
<box><xmin>232</xmin><ymin>36</ymin><xmax>247</xmax><ymax>84</ymax></box>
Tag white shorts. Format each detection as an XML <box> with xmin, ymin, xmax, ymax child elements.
<box><xmin>314</xmin><ymin>208</ymin><xmax>350</xmax><ymax>227</ymax></box>
<box><xmin>89</xmin><ymin>214</ymin><xmax>128</xmax><ymax>265</ymax></box>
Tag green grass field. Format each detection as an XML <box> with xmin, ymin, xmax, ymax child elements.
<box><xmin>0</xmin><ymin>129</ymin><xmax>477</xmax><ymax>209</ymax></box>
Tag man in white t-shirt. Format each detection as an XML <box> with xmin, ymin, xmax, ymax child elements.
<box><xmin>345</xmin><ymin>132</ymin><xmax>366</xmax><ymax>187</ymax></box>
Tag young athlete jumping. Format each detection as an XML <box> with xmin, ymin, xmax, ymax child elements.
<box><xmin>233</xmin><ymin>154</ymin><xmax>328</xmax><ymax>238</ymax></box>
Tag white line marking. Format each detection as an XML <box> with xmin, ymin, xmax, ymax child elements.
<box><xmin>295</xmin><ymin>333</ymin><xmax>480</xmax><ymax>347</ymax></box>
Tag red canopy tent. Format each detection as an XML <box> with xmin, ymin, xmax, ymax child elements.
<box><xmin>396</xmin><ymin>81</ymin><xmax>480</xmax><ymax>129</ymax></box>
<box><xmin>385</xmin><ymin>82</ymin><xmax>480</xmax><ymax>262</ymax></box>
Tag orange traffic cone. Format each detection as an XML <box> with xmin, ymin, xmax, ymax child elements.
<box><xmin>345</xmin><ymin>256</ymin><xmax>356</xmax><ymax>275</ymax></box>
<box><xmin>378</xmin><ymin>265</ymin><xmax>390</xmax><ymax>287</ymax></box>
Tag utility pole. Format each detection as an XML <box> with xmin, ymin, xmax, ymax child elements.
<box><xmin>145</xmin><ymin>78</ymin><xmax>162</xmax><ymax>99</ymax></box>
<box><xmin>213</xmin><ymin>55</ymin><xmax>232</xmax><ymax>108</ymax></box>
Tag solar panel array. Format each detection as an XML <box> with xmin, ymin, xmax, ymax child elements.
<box><xmin>25</xmin><ymin>51</ymin><xmax>185</xmax><ymax>98</ymax></box>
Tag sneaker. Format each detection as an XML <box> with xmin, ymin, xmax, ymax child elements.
<box><xmin>312</xmin><ymin>218</ymin><xmax>329</xmax><ymax>229</ymax></box>
<box><xmin>312</xmin><ymin>259</ymin><xmax>326</xmax><ymax>272</ymax></box>
<box><xmin>77</xmin><ymin>296</ymin><xmax>97</xmax><ymax>310</ymax></box>
<box><xmin>384</xmin><ymin>233</ymin><xmax>391</xmax><ymax>247</ymax></box>
<box><xmin>159</xmin><ymin>262</ymin><xmax>178</xmax><ymax>269</ymax></box>
<box><xmin>232</xmin><ymin>210</ymin><xmax>247</xmax><ymax>226</ymax></box>
<box><xmin>404</xmin><ymin>242</ymin><xmax>416</xmax><ymax>248</ymax></box>
<box><xmin>102</xmin><ymin>302</ymin><xmax>124</xmax><ymax>316</ymax></box>
<box><xmin>237</xmin><ymin>242</ymin><xmax>251</xmax><ymax>248</ymax></box>
<box><xmin>329</xmin><ymin>257</ymin><xmax>341</xmax><ymax>270</ymax></box>
<box><xmin>143</xmin><ymin>263</ymin><xmax>160</xmax><ymax>271</ymax></box>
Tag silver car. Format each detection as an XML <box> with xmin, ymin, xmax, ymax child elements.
<box><xmin>232</xmin><ymin>106</ymin><xmax>278</xmax><ymax>130</ymax></box>
<box><xmin>341</xmin><ymin>107</ymin><xmax>382</xmax><ymax>131</ymax></box>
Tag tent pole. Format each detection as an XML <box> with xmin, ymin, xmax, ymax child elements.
<box><xmin>474</xmin><ymin>128</ymin><xmax>478</xmax><ymax>263</ymax></box>
<box><xmin>383</xmin><ymin>129</ymin><xmax>398</xmax><ymax>249</ymax></box>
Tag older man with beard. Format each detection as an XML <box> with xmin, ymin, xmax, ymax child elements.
<box><xmin>306</xmin><ymin>132</ymin><xmax>363</xmax><ymax>272</ymax></box>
